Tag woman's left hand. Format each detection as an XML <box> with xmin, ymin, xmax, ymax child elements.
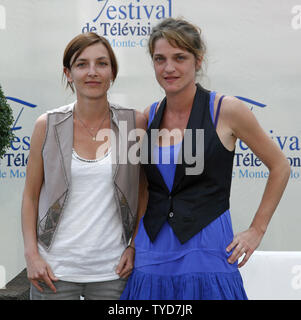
<box><xmin>226</xmin><ymin>226</ymin><xmax>264</xmax><ymax>268</ymax></box>
<box><xmin>116</xmin><ymin>246</ymin><xmax>135</xmax><ymax>279</ymax></box>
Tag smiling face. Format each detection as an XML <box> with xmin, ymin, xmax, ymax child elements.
<box><xmin>152</xmin><ymin>38</ymin><xmax>201</xmax><ymax>96</ymax></box>
<box><xmin>64</xmin><ymin>42</ymin><xmax>113</xmax><ymax>101</ymax></box>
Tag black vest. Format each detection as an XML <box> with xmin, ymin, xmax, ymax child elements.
<box><xmin>141</xmin><ymin>84</ymin><xmax>235</xmax><ymax>244</ymax></box>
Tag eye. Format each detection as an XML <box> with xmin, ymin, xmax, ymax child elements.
<box><xmin>154</xmin><ymin>56</ymin><xmax>164</xmax><ymax>63</ymax></box>
<box><xmin>98</xmin><ymin>61</ymin><xmax>108</xmax><ymax>66</ymax></box>
<box><xmin>176</xmin><ymin>55</ymin><xmax>185</xmax><ymax>61</ymax></box>
<box><xmin>75</xmin><ymin>62</ymin><xmax>86</xmax><ymax>68</ymax></box>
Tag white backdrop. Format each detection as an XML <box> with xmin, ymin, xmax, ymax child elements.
<box><xmin>0</xmin><ymin>0</ymin><xmax>300</xmax><ymax>289</ymax></box>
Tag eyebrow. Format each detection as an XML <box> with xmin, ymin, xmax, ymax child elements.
<box><xmin>75</xmin><ymin>56</ymin><xmax>109</xmax><ymax>62</ymax></box>
<box><xmin>153</xmin><ymin>52</ymin><xmax>187</xmax><ymax>57</ymax></box>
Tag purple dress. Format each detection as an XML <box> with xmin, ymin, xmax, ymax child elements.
<box><xmin>120</xmin><ymin>91</ymin><xmax>248</xmax><ymax>300</ymax></box>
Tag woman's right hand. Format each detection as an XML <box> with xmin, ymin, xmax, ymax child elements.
<box><xmin>26</xmin><ymin>253</ymin><xmax>58</xmax><ymax>293</ymax></box>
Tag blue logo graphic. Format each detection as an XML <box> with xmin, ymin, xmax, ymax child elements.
<box><xmin>93</xmin><ymin>0</ymin><xmax>172</xmax><ymax>22</ymax></box>
<box><xmin>93</xmin><ymin>0</ymin><xmax>110</xmax><ymax>23</ymax></box>
<box><xmin>82</xmin><ymin>0</ymin><xmax>172</xmax><ymax>48</ymax></box>
<box><xmin>0</xmin><ymin>97</ymin><xmax>37</xmax><ymax>178</ymax></box>
<box><xmin>6</xmin><ymin>97</ymin><xmax>37</xmax><ymax>131</ymax></box>
<box><xmin>235</xmin><ymin>96</ymin><xmax>266</xmax><ymax>110</ymax></box>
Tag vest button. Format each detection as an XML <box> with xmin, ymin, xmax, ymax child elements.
<box><xmin>169</xmin><ymin>212</ymin><xmax>174</xmax><ymax>218</ymax></box>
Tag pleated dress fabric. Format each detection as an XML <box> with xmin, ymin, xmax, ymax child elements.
<box><xmin>120</xmin><ymin>91</ymin><xmax>248</xmax><ymax>300</ymax></box>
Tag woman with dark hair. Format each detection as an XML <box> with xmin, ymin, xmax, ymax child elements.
<box><xmin>121</xmin><ymin>18</ymin><xmax>290</xmax><ymax>300</ymax></box>
<box><xmin>21</xmin><ymin>32</ymin><xmax>146</xmax><ymax>300</ymax></box>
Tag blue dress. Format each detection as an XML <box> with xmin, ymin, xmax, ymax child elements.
<box><xmin>120</xmin><ymin>91</ymin><xmax>248</xmax><ymax>300</ymax></box>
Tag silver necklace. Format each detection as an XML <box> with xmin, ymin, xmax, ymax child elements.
<box><xmin>75</xmin><ymin>107</ymin><xmax>109</xmax><ymax>141</ymax></box>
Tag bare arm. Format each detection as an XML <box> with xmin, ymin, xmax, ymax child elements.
<box><xmin>21</xmin><ymin>113</ymin><xmax>58</xmax><ymax>292</ymax></box>
<box><xmin>129</xmin><ymin>165</ymin><xmax>149</xmax><ymax>246</ymax></box>
<box><xmin>129</xmin><ymin>108</ymin><xmax>149</xmax><ymax>246</ymax></box>
<box><xmin>116</xmin><ymin>110</ymin><xmax>148</xmax><ymax>278</ymax></box>
<box><xmin>223</xmin><ymin>98</ymin><xmax>290</xmax><ymax>267</ymax></box>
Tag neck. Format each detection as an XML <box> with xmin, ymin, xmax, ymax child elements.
<box><xmin>75</xmin><ymin>95</ymin><xmax>109</xmax><ymax>121</ymax></box>
<box><xmin>165</xmin><ymin>82</ymin><xmax>197</xmax><ymax>113</ymax></box>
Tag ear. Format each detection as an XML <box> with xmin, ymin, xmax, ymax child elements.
<box><xmin>64</xmin><ymin>67</ymin><xmax>73</xmax><ymax>83</ymax></box>
<box><xmin>195</xmin><ymin>57</ymin><xmax>203</xmax><ymax>72</ymax></box>
<box><xmin>110</xmin><ymin>71</ymin><xmax>115</xmax><ymax>85</ymax></box>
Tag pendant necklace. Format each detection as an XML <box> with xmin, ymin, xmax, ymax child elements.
<box><xmin>75</xmin><ymin>106</ymin><xmax>110</xmax><ymax>141</ymax></box>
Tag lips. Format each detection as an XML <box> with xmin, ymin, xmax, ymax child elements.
<box><xmin>85</xmin><ymin>81</ymin><xmax>101</xmax><ymax>85</ymax></box>
<box><xmin>164</xmin><ymin>76</ymin><xmax>179</xmax><ymax>83</ymax></box>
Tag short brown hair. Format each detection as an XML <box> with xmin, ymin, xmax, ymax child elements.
<box><xmin>62</xmin><ymin>32</ymin><xmax>118</xmax><ymax>93</ymax></box>
<box><xmin>148</xmin><ymin>18</ymin><xmax>206</xmax><ymax>64</ymax></box>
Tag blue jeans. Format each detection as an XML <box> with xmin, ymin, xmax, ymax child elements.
<box><xmin>30</xmin><ymin>278</ymin><xmax>127</xmax><ymax>300</ymax></box>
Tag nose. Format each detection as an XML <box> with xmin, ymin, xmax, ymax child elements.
<box><xmin>165</xmin><ymin>60</ymin><xmax>176</xmax><ymax>73</ymax></box>
<box><xmin>88</xmin><ymin>63</ymin><xmax>97</xmax><ymax>77</ymax></box>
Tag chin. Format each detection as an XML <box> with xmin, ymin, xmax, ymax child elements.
<box><xmin>162</xmin><ymin>80</ymin><xmax>195</xmax><ymax>95</ymax></box>
<box><xmin>83</xmin><ymin>88</ymin><xmax>107</xmax><ymax>98</ymax></box>
<box><xmin>81</xmin><ymin>93</ymin><xmax>105</xmax><ymax>100</ymax></box>
<box><xmin>162</xmin><ymin>84</ymin><xmax>184</xmax><ymax>95</ymax></box>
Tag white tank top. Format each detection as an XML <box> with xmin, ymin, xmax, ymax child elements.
<box><xmin>38</xmin><ymin>148</ymin><xmax>125</xmax><ymax>282</ymax></box>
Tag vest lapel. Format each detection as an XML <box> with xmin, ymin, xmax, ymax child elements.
<box><xmin>145</xmin><ymin>84</ymin><xmax>208</xmax><ymax>195</ymax></box>
<box><xmin>146</xmin><ymin>97</ymin><xmax>170</xmax><ymax>194</ymax></box>
<box><xmin>54</xmin><ymin>112</ymin><xmax>73</xmax><ymax>188</ymax></box>
<box><xmin>110</xmin><ymin>108</ymin><xmax>119</xmax><ymax>180</ymax></box>
<box><xmin>171</xmin><ymin>84</ymin><xmax>207</xmax><ymax>192</ymax></box>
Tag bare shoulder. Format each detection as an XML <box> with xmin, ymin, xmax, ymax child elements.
<box><xmin>143</xmin><ymin>105</ymin><xmax>151</xmax><ymax>122</ymax></box>
<box><xmin>217</xmin><ymin>95</ymin><xmax>259</xmax><ymax>133</ymax></box>
<box><xmin>218</xmin><ymin>94</ymin><xmax>270</xmax><ymax>151</ymax></box>
<box><xmin>220</xmin><ymin>95</ymin><xmax>251</xmax><ymax>117</ymax></box>
<box><xmin>30</xmin><ymin>113</ymin><xmax>48</xmax><ymax>150</ymax></box>
<box><xmin>143</xmin><ymin>101</ymin><xmax>159</xmax><ymax>123</ymax></box>
<box><xmin>35</xmin><ymin>113</ymin><xmax>47</xmax><ymax>129</ymax></box>
<box><xmin>142</xmin><ymin>101</ymin><xmax>161</xmax><ymax>127</ymax></box>
<box><xmin>135</xmin><ymin>109</ymin><xmax>147</xmax><ymax>130</ymax></box>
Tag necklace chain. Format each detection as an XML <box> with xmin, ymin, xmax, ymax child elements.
<box><xmin>75</xmin><ymin>106</ymin><xmax>110</xmax><ymax>141</ymax></box>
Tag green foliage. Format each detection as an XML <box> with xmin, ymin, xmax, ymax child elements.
<box><xmin>0</xmin><ymin>85</ymin><xmax>15</xmax><ymax>159</ymax></box>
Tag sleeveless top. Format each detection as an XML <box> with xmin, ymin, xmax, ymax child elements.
<box><xmin>38</xmin><ymin>149</ymin><xmax>125</xmax><ymax>282</ymax></box>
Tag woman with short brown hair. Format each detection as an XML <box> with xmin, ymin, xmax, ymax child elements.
<box><xmin>22</xmin><ymin>32</ymin><xmax>146</xmax><ymax>300</ymax></box>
